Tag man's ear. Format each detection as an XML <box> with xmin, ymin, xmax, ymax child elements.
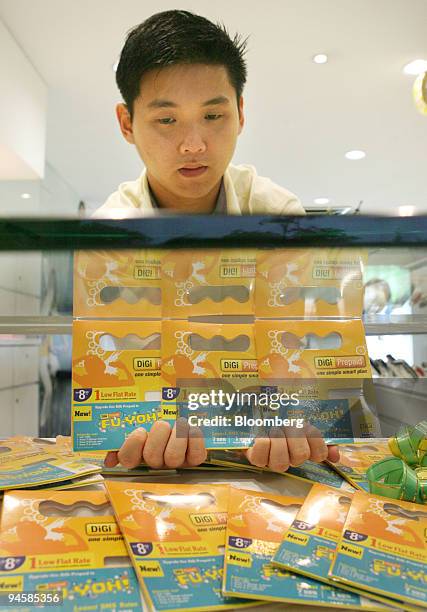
<box><xmin>238</xmin><ymin>96</ymin><xmax>245</xmax><ymax>134</ymax></box>
<box><xmin>116</xmin><ymin>103</ymin><xmax>135</xmax><ymax>144</ymax></box>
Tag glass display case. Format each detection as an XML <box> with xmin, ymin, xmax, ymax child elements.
<box><xmin>1</xmin><ymin>214</ymin><xmax>426</xmax><ymax>440</ymax></box>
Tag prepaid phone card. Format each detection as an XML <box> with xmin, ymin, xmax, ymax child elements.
<box><xmin>24</xmin><ymin>472</ymin><xmax>105</xmax><ymax>492</ymax></box>
<box><xmin>255</xmin><ymin>247</ymin><xmax>366</xmax><ymax>318</ymax></box>
<box><xmin>209</xmin><ymin>450</ymin><xmax>353</xmax><ymax>491</ymax></box>
<box><xmin>73</xmin><ymin>249</ymin><xmax>163</xmax><ymax>318</ymax></box>
<box><xmin>284</xmin><ymin>461</ymin><xmax>355</xmax><ymax>491</ymax></box>
<box><xmin>329</xmin><ymin>491</ymin><xmax>427</xmax><ymax>608</ymax></box>
<box><xmin>0</xmin><ymin>438</ymin><xmax>101</xmax><ymax>490</ymax></box>
<box><xmin>255</xmin><ymin>319</ymin><xmax>381</xmax><ymax>443</ymax></box>
<box><xmin>72</xmin><ymin>319</ymin><xmax>170</xmax><ymax>452</ymax></box>
<box><xmin>223</xmin><ymin>487</ymin><xmax>386</xmax><ymax>610</ymax></box>
<box><xmin>161</xmin><ymin>321</ymin><xmax>258</xmax><ymax>450</ymax></box>
<box><xmin>328</xmin><ymin>441</ymin><xmax>393</xmax><ymax>491</ymax></box>
<box><xmin>273</xmin><ymin>483</ymin><xmax>354</xmax><ymax>582</ymax></box>
<box><xmin>105</xmin><ymin>481</ymin><xmax>254</xmax><ymax>612</ymax></box>
<box><xmin>161</xmin><ymin>248</ymin><xmax>256</xmax><ymax>317</ymax></box>
<box><xmin>0</xmin><ymin>490</ymin><xmax>143</xmax><ymax>611</ymax></box>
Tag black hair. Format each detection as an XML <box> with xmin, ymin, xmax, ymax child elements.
<box><xmin>116</xmin><ymin>10</ymin><xmax>248</xmax><ymax>117</ymax></box>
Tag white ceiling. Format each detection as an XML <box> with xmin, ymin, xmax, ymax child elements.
<box><xmin>0</xmin><ymin>0</ymin><xmax>426</xmax><ymax>214</ymax></box>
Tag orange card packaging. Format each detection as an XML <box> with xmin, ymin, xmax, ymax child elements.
<box><xmin>0</xmin><ymin>490</ymin><xmax>144</xmax><ymax>610</ymax></box>
<box><xmin>161</xmin><ymin>321</ymin><xmax>258</xmax><ymax>449</ymax></box>
<box><xmin>73</xmin><ymin>249</ymin><xmax>162</xmax><ymax>318</ymax></box>
<box><xmin>161</xmin><ymin>249</ymin><xmax>256</xmax><ymax>317</ymax></box>
<box><xmin>223</xmin><ymin>487</ymin><xmax>385</xmax><ymax>610</ymax></box>
<box><xmin>72</xmin><ymin>319</ymin><xmax>171</xmax><ymax>452</ymax></box>
<box><xmin>0</xmin><ymin>437</ymin><xmax>100</xmax><ymax>490</ymax></box>
<box><xmin>255</xmin><ymin>248</ymin><xmax>366</xmax><ymax>318</ymax></box>
<box><xmin>273</xmin><ymin>483</ymin><xmax>354</xmax><ymax>582</ymax></box>
<box><xmin>329</xmin><ymin>491</ymin><xmax>427</xmax><ymax>608</ymax></box>
<box><xmin>106</xmin><ymin>481</ymin><xmax>252</xmax><ymax>611</ymax></box>
<box><xmin>255</xmin><ymin>319</ymin><xmax>381</xmax><ymax>442</ymax></box>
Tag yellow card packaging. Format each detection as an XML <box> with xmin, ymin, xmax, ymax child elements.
<box><xmin>72</xmin><ymin>319</ymin><xmax>170</xmax><ymax>452</ymax></box>
<box><xmin>106</xmin><ymin>481</ymin><xmax>251</xmax><ymax>611</ymax></box>
<box><xmin>256</xmin><ymin>319</ymin><xmax>371</xmax><ymax>381</ymax></box>
<box><xmin>0</xmin><ymin>437</ymin><xmax>100</xmax><ymax>491</ymax></box>
<box><xmin>329</xmin><ymin>490</ymin><xmax>427</xmax><ymax>608</ymax></box>
<box><xmin>0</xmin><ymin>490</ymin><xmax>143</xmax><ymax>610</ymax></box>
<box><xmin>73</xmin><ymin>249</ymin><xmax>162</xmax><ymax>318</ymax></box>
<box><xmin>274</xmin><ymin>483</ymin><xmax>354</xmax><ymax>583</ymax></box>
<box><xmin>255</xmin><ymin>319</ymin><xmax>381</xmax><ymax>442</ymax></box>
<box><xmin>255</xmin><ymin>247</ymin><xmax>366</xmax><ymax>318</ymax></box>
<box><xmin>329</xmin><ymin>441</ymin><xmax>393</xmax><ymax>492</ymax></box>
<box><xmin>162</xmin><ymin>321</ymin><xmax>258</xmax><ymax>449</ymax></box>
<box><xmin>161</xmin><ymin>249</ymin><xmax>255</xmax><ymax>317</ymax></box>
<box><xmin>223</xmin><ymin>487</ymin><xmax>383</xmax><ymax>610</ymax></box>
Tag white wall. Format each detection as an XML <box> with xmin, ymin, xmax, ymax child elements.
<box><xmin>0</xmin><ymin>162</ymin><xmax>81</xmax><ymax>216</ymax></box>
<box><xmin>0</xmin><ymin>18</ymin><xmax>47</xmax><ymax>179</ymax></box>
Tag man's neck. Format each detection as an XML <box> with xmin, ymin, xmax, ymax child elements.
<box><xmin>147</xmin><ymin>173</ymin><xmax>222</xmax><ymax>214</ymax></box>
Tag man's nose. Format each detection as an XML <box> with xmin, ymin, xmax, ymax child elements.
<box><xmin>179</xmin><ymin>128</ymin><xmax>207</xmax><ymax>155</ymax></box>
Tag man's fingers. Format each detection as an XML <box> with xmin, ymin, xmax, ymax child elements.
<box><xmin>268</xmin><ymin>428</ymin><xmax>290</xmax><ymax>472</ymax></box>
<box><xmin>163</xmin><ymin>418</ymin><xmax>190</xmax><ymax>468</ymax></box>
<box><xmin>245</xmin><ymin>438</ymin><xmax>270</xmax><ymax>468</ymax></box>
<box><xmin>327</xmin><ymin>445</ymin><xmax>340</xmax><ymax>463</ymax></box>
<box><xmin>104</xmin><ymin>450</ymin><xmax>119</xmax><ymax>468</ymax></box>
<box><xmin>285</xmin><ymin>427</ymin><xmax>310</xmax><ymax>466</ymax></box>
<box><xmin>117</xmin><ymin>428</ymin><xmax>147</xmax><ymax>468</ymax></box>
<box><xmin>305</xmin><ymin>425</ymin><xmax>329</xmax><ymax>463</ymax></box>
<box><xmin>185</xmin><ymin>425</ymin><xmax>207</xmax><ymax>467</ymax></box>
<box><xmin>142</xmin><ymin>421</ymin><xmax>172</xmax><ymax>468</ymax></box>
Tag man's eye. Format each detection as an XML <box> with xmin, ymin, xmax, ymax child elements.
<box><xmin>158</xmin><ymin>118</ymin><xmax>176</xmax><ymax>125</ymax></box>
<box><xmin>205</xmin><ymin>114</ymin><xmax>223</xmax><ymax>121</ymax></box>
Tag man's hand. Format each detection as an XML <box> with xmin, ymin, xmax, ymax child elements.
<box><xmin>104</xmin><ymin>418</ymin><xmax>207</xmax><ymax>470</ymax></box>
<box><xmin>244</xmin><ymin>425</ymin><xmax>340</xmax><ymax>472</ymax></box>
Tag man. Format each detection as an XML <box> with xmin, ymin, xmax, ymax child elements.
<box><xmin>101</xmin><ymin>10</ymin><xmax>339</xmax><ymax>471</ymax></box>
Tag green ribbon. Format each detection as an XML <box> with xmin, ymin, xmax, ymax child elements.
<box><xmin>367</xmin><ymin>458</ymin><xmax>420</xmax><ymax>502</ymax></box>
<box><xmin>367</xmin><ymin>421</ymin><xmax>427</xmax><ymax>504</ymax></box>
<box><xmin>416</xmin><ymin>468</ymin><xmax>427</xmax><ymax>502</ymax></box>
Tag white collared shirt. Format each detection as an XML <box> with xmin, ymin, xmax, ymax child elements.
<box><xmin>93</xmin><ymin>164</ymin><xmax>305</xmax><ymax>217</ymax></box>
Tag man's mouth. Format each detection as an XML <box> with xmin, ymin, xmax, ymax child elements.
<box><xmin>178</xmin><ymin>165</ymin><xmax>208</xmax><ymax>178</ymax></box>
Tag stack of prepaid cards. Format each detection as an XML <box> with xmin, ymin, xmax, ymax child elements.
<box><xmin>72</xmin><ymin>247</ymin><xmax>378</xmax><ymax>453</ymax></box>
<box><xmin>209</xmin><ymin>449</ymin><xmax>354</xmax><ymax>491</ymax></box>
<box><xmin>3</xmin><ymin>481</ymin><xmax>423</xmax><ymax>610</ymax></box>
<box><xmin>0</xmin><ymin>490</ymin><xmax>144</xmax><ymax>610</ymax></box>
<box><xmin>105</xmin><ymin>481</ymin><xmax>252</xmax><ymax>611</ymax></box>
<box><xmin>0</xmin><ymin>437</ymin><xmax>101</xmax><ymax>493</ymax></box>
<box><xmin>271</xmin><ymin>482</ymin><xmax>427</xmax><ymax>611</ymax></box>
<box><xmin>73</xmin><ymin>250</ymin><xmax>166</xmax><ymax>453</ymax></box>
<box><xmin>329</xmin><ymin>490</ymin><xmax>427</xmax><ymax>610</ymax></box>
<box><xmin>273</xmin><ymin>483</ymin><xmax>354</xmax><ymax>583</ymax></box>
<box><xmin>255</xmin><ymin>247</ymin><xmax>381</xmax><ymax>443</ymax></box>
<box><xmin>326</xmin><ymin>440</ymin><xmax>393</xmax><ymax>491</ymax></box>
<box><xmin>223</xmin><ymin>486</ymin><xmax>388</xmax><ymax>610</ymax></box>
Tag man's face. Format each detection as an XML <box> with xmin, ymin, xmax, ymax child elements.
<box><xmin>117</xmin><ymin>64</ymin><xmax>244</xmax><ymax>208</ymax></box>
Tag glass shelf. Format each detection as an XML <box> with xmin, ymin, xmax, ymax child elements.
<box><xmin>0</xmin><ymin>214</ymin><xmax>427</xmax><ymax>250</ymax></box>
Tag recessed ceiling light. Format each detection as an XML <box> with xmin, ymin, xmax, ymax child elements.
<box><xmin>112</xmin><ymin>59</ymin><xmax>119</xmax><ymax>72</ymax></box>
<box><xmin>345</xmin><ymin>150</ymin><xmax>366</xmax><ymax>160</ymax></box>
<box><xmin>314</xmin><ymin>197</ymin><xmax>330</xmax><ymax>205</ymax></box>
<box><xmin>313</xmin><ymin>54</ymin><xmax>328</xmax><ymax>64</ymax></box>
<box><xmin>398</xmin><ymin>205</ymin><xmax>416</xmax><ymax>216</ymax></box>
<box><xmin>21</xmin><ymin>193</ymin><xmax>31</xmax><ymax>199</ymax></box>
<box><xmin>403</xmin><ymin>59</ymin><xmax>427</xmax><ymax>76</ymax></box>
